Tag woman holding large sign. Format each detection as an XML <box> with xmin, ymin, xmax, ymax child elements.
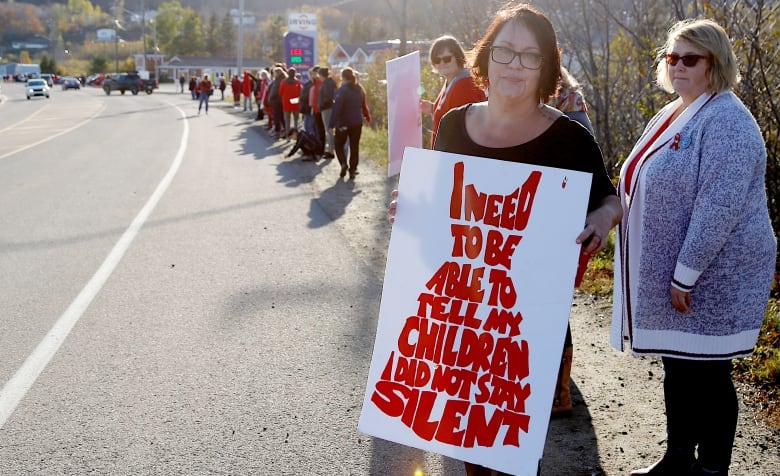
<box><xmin>431</xmin><ymin>4</ymin><xmax>623</xmax><ymax>475</ymax></box>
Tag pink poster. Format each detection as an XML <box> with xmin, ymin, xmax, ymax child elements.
<box><xmin>385</xmin><ymin>51</ymin><xmax>422</xmax><ymax>177</ymax></box>
<box><xmin>359</xmin><ymin>147</ymin><xmax>592</xmax><ymax>475</ymax></box>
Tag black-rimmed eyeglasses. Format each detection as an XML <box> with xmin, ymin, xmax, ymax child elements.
<box><xmin>490</xmin><ymin>46</ymin><xmax>543</xmax><ymax>69</ymax></box>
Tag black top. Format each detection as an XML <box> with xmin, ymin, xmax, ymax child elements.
<box><xmin>435</xmin><ymin>104</ymin><xmax>616</xmax><ymax>212</ymax></box>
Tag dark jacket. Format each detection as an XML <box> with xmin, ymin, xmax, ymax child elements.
<box><xmin>329</xmin><ymin>81</ymin><xmax>365</xmax><ymax>129</ymax></box>
<box><xmin>318</xmin><ymin>77</ymin><xmax>337</xmax><ymax>111</ymax></box>
<box><xmin>267</xmin><ymin>77</ymin><xmax>283</xmax><ymax>104</ymax></box>
<box><xmin>299</xmin><ymin>80</ymin><xmax>314</xmax><ymax>115</ymax></box>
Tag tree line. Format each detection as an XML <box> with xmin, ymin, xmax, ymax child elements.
<box><xmin>370</xmin><ymin>0</ymin><xmax>779</xmax><ymax>288</ymax></box>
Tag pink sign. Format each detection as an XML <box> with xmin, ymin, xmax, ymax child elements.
<box><xmin>386</xmin><ymin>52</ymin><xmax>423</xmax><ymax>177</ymax></box>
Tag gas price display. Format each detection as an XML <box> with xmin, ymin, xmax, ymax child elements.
<box><xmin>289</xmin><ymin>48</ymin><xmax>304</xmax><ymax>63</ymax></box>
<box><xmin>284</xmin><ymin>32</ymin><xmax>315</xmax><ymax>72</ymax></box>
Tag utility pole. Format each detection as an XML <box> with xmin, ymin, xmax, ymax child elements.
<box><xmin>113</xmin><ymin>19</ymin><xmax>123</xmax><ymax>73</ymax></box>
<box><xmin>237</xmin><ymin>0</ymin><xmax>244</xmax><ymax>75</ymax></box>
<box><xmin>141</xmin><ymin>0</ymin><xmax>147</xmax><ymax>72</ymax></box>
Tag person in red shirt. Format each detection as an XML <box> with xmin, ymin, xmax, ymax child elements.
<box><xmin>279</xmin><ymin>67</ymin><xmax>302</xmax><ymax>139</ymax></box>
<box><xmin>230</xmin><ymin>74</ymin><xmax>241</xmax><ymax>108</ymax></box>
<box><xmin>420</xmin><ymin>35</ymin><xmax>486</xmax><ymax>148</ymax></box>
<box><xmin>197</xmin><ymin>74</ymin><xmax>212</xmax><ymax>115</ymax></box>
<box><xmin>242</xmin><ymin>71</ymin><xmax>254</xmax><ymax>112</ymax></box>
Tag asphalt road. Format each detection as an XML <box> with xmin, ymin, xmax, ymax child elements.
<box><xmin>1</xmin><ymin>82</ymin><xmax>777</xmax><ymax>476</ymax></box>
<box><xmin>0</xmin><ymin>82</ymin><xmax>457</xmax><ymax>475</ymax></box>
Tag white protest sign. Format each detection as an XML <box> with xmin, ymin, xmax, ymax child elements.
<box><xmin>359</xmin><ymin>147</ymin><xmax>591</xmax><ymax>475</ymax></box>
<box><xmin>386</xmin><ymin>52</ymin><xmax>423</xmax><ymax>177</ymax></box>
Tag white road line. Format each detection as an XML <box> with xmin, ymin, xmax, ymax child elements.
<box><xmin>0</xmin><ymin>102</ymin><xmax>107</xmax><ymax>161</ymax></box>
<box><xmin>0</xmin><ymin>103</ymin><xmax>190</xmax><ymax>429</ymax></box>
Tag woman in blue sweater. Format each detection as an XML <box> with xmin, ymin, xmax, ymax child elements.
<box><xmin>613</xmin><ymin>19</ymin><xmax>777</xmax><ymax>476</ymax></box>
<box><xmin>329</xmin><ymin>67</ymin><xmax>371</xmax><ymax>180</ymax></box>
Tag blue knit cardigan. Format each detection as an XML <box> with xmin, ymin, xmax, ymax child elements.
<box><xmin>611</xmin><ymin>91</ymin><xmax>777</xmax><ymax>359</ymax></box>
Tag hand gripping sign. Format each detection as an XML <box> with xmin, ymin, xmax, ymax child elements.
<box><xmin>358</xmin><ymin>147</ymin><xmax>591</xmax><ymax>475</ymax></box>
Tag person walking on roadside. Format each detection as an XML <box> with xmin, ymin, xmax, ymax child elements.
<box><xmin>279</xmin><ymin>67</ymin><xmax>302</xmax><ymax>139</ymax></box>
<box><xmin>612</xmin><ymin>18</ymin><xmax>776</xmax><ymax>476</ymax></box>
<box><xmin>317</xmin><ymin>67</ymin><xmax>337</xmax><ymax>158</ymax></box>
<box><xmin>197</xmin><ymin>74</ymin><xmax>212</xmax><ymax>115</ymax></box>
<box><xmin>218</xmin><ymin>74</ymin><xmax>226</xmax><ymax>101</ymax></box>
<box><xmin>179</xmin><ymin>74</ymin><xmax>186</xmax><ymax>93</ymax></box>
<box><xmin>420</xmin><ymin>35</ymin><xmax>486</xmax><ymax>148</ymax></box>
<box><xmin>189</xmin><ymin>76</ymin><xmax>197</xmax><ymax>100</ymax></box>
<box><xmin>329</xmin><ymin>67</ymin><xmax>370</xmax><ymax>180</ymax></box>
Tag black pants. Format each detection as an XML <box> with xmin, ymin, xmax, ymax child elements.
<box><xmin>334</xmin><ymin>125</ymin><xmax>363</xmax><ymax>173</ymax></box>
<box><xmin>662</xmin><ymin>357</ymin><xmax>737</xmax><ymax>472</ymax></box>
<box><xmin>313</xmin><ymin>112</ymin><xmax>326</xmax><ymax>155</ymax></box>
<box><xmin>271</xmin><ymin>100</ymin><xmax>285</xmax><ymax>133</ymax></box>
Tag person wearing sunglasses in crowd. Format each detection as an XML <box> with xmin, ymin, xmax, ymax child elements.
<box><xmin>420</xmin><ymin>3</ymin><xmax>622</xmax><ymax>474</ymax></box>
<box><xmin>420</xmin><ymin>35</ymin><xmax>486</xmax><ymax>148</ymax></box>
<box><xmin>612</xmin><ymin>19</ymin><xmax>776</xmax><ymax>476</ymax></box>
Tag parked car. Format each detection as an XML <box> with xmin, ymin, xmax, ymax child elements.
<box><xmin>26</xmin><ymin>79</ymin><xmax>50</xmax><ymax>99</ymax></box>
<box><xmin>61</xmin><ymin>77</ymin><xmax>81</xmax><ymax>90</ymax></box>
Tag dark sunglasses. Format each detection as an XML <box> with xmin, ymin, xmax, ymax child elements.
<box><xmin>432</xmin><ymin>55</ymin><xmax>453</xmax><ymax>65</ymax></box>
<box><xmin>665</xmin><ymin>53</ymin><xmax>708</xmax><ymax>67</ymax></box>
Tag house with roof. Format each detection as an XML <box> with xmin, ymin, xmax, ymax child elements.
<box><xmin>326</xmin><ymin>40</ymin><xmax>432</xmax><ymax>72</ymax></box>
<box><xmin>156</xmin><ymin>55</ymin><xmax>272</xmax><ymax>82</ymax></box>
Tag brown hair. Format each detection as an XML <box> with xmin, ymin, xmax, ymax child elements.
<box><xmin>429</xmin><ymin>35</ymin><xmax>468</xmax><ymax>69</ymax></box>
<box><xmin>470</xmin><ymin>2</ymin><xmax>561</xmax><ymax>102</ymax></box>
<box><xmin>341</xmin><ymin>67</ymin><xmax>362</xmax><ymax>91</ymax></box>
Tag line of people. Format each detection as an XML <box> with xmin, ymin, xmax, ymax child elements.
<box><xmin>245</xmin><ymin>63</ymin><xmax>371</xmax><ymax>180</ymax></box>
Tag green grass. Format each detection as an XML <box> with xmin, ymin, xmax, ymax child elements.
<box><xmin>361</xmin><ymin>125</ymin><xmax>389</xmax><ymax>168</ymax></box>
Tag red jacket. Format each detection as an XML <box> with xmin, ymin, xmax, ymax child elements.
<box><xmin>242</xmin><ymin>72</ymin><xmax>252</xmax><ymax>97</ymax></box>
<box><xmin>431</xmin><ymin>73</ymin><xmax>485</xmax><ymax>147</ymax></box>
<box><xmin>279</xmin><ymin>78</ymin><xmax>302</xmax><ymax>113</ymax></box>
<box><xmin>199</xmin><ymin>78</ymin><xmax>212</xmax><ymax>94</ymax></box>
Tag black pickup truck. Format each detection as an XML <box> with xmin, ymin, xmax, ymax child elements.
<box><xmin>102</xmin><ymin>72</ymin><xmax>157</xmax><ymax>95</ymax></box>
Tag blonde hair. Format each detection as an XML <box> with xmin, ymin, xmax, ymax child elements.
<box><xmin>656</xmin><ymin>18</ymin><xmax>740</xmax><ymax>94</ymax></box>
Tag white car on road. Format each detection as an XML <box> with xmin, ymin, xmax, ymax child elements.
<box><xmin>26</xmin><ymin>78</ymin><xmax>50</xmax><ymax>100</ymax></box>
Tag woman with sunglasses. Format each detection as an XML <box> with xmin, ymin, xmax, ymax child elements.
<box><xmin>432</xmin><ymin>4</ymin><xmax>622</xmax><ymax>475</ymax></box>
<box><xmin>420</xmin><ymin>35</ymin><xmax>486</xmax><ymax>148</ymax></box>
<box><xmin>612</xmin><ymin>19</ymin><xmax>776</xmax><ymax>476</ymax></box>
